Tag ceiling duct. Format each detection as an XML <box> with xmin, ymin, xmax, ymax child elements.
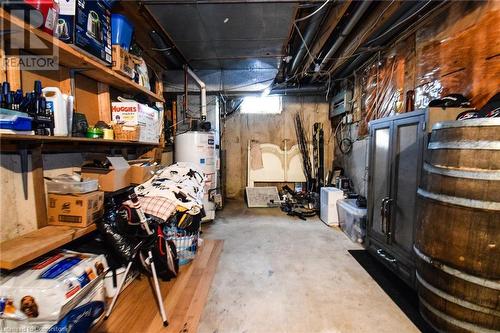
<box><xmin>317</xmin><ymin>1</ymin><xmax>371</xmax><ymax>73</ymax></box>
<box><xmin>269</xmin><ymin>85</ymin><xmax>326</xmax><ymax>96</ymax></box>
<box><xmin>149</xmin><ymin>30</ymin><xmax>183</xmax><ymax>69</ymax></box>
<box><xmin>289</xmin><ymin>5</ymin><xmax>327</xmax><ymax>76</ymax></box>
<box><xmin>333</xmin><ymin>1</ymin><xmax>440</xmax><ymax>79</ymax></box>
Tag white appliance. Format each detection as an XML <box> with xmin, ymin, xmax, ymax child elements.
<box><xmin>320</xmin><ymin>187</ymin><xmax>344</xmax><ymax>226</ymax></box>
<box><xmin>175</xmin><ymin>131</ymin><xmax>217</xmax><ymax>221</ymax></box>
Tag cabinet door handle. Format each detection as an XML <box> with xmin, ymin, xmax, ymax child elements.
<box><xmin>385</xmin><ymin>198</ymin><xmax>394</xmax><ymax>244</ymax></box>
<box><xmin>380</xmin><ymin>198</ymin><xmax>388</xmax><ymax>233</ymax></box>
<box><xmin>376</xmin><ymin>249</ymin><xmax>397</xmax><ymax>264</ymax></box>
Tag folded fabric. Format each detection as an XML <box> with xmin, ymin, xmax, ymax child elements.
<box><xmin>135</xmin><ymin>162</ymin><xmax>206</xmax><ymax>212</ymax></box>
<box><xmin>124</xmin><ymin>196</ymin><xmax>177</xmax><ymax>223</ymax></box>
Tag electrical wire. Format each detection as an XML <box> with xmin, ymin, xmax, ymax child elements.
<box><xmin>151</xmin><ymin>47</ymin><xmax>172</xmax><ymax>52</ymax></box>
<box><xmin>287</xmin><ymin>0</ymin><xmax>333</xmax><ymax>80</ymax></box>
<box><xmin>293</xmin><ymin>22</ymin><xmax>316</xmax><ymax>66</ymax></box>
<box><xmin>365</xmin><ymin>0</ymin><xmax>432</xmax><ymax>45</ymax></box>
<box><xmin>312</xmin><ymin>0</ymin><xmax>395</xmax><ymax>80</ymax></box>
<box><xmin>295</xmin><ymin>0</ymin><xmax>332</xmax><ymax>22</ymax></box>
<box><xmin>334</xmin><ymin>120</ymin><xmax>353</xmax><ymax>154</ymax></box>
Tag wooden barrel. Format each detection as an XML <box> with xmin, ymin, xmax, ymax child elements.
<box><xmin>415</xmin><ymin>118</ymin><xmax>500</xmax><ymax>333</ymax></box>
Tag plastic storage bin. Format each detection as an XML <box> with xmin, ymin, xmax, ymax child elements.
<box><xmin>337</xmin><ymin>198</ymin><xmax>367</xmax><ymax>244</ymax></box>
<box><xmin>46</xmin><ymin>178</ymin><xmax>99</xmax><ymax>194</ymax></box>
<box><xmin>320</xmin><ymin>187</ymin><xmax>344</xmax><ymax>226</ymax></box>
<box><xmin>0</xmin><ymin>109</ymin><xmax>32</xmax><ymax>131</ymax></box>
<box><xmin>163</xmin><ymin>226</ymin><xmax>199</xmax><ymax>266</ymax></box>
<box><xmin>111</xmin><ymin>14</ymin><xmax>134</xmax><ymax>50</ymax></box>
<box><xmin>0</xmin><ymin>114</ymin><xmax>32</xmax><ymax>131</ymax></box>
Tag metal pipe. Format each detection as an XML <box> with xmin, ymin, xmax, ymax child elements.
<box><xmin>145</xmin><ymin>0</ymin><xmax>326</xmax><ymax>4</ymax></box>
<box><xmin>289</xmin><ymin>5</ymin><xmax>325</xmax><ymax>76</ymax></box>
<box><xmin>184</xmin><ymin>66</ymin><xmax>188</xmax><ymax>122</ymax></box>
<box><xmin>318</xmin><ymin>1</ymin><xmax>371</xmax><ymax>71</ymax></box>
<box><xmin>186</xmin><ymin>67</ymin><xmax>207</xmax><ymax>120</ymax></box>
<box><xmin>333</xmin><ymin>1</ymin><xmax>433</xmax><ymax>79</ymax></box>
<box><xmin>269</xmin><ymin>85</ymin><xmax>326</xmax><ymax>96</ymax></box>
<box><xmin>150</xmin><ymin>30</ymin><xmax>183</xmax><ymax>69</ymax></box>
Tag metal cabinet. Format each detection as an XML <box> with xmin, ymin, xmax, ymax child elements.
<box><xmin>367</xmin><ymin>110</ymin><xmax>426</xmax><ymax>288</ymax></box>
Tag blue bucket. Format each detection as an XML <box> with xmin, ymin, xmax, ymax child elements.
<box><xmin>111</xmin><ymin>14</ymin><xmax>133</xmax><ymax>51</ymax></box>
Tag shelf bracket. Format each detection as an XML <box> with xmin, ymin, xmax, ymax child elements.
<box><xmin>19</xmin><ymin>144</ymin><xmax>28</xmax><ymax>200</ymax></box>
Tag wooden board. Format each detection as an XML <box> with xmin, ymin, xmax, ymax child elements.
<box><xmin>31</xmin><ymin>146</ymin><xmax>47</xmax><ymax>228</ymax></box>
<box><xmin>0</xmin><ymin>224</ymin><xmax>97</xmax><ymax>270</ymax></box>
<box><xmin>245</xmin><ymin>186</ymin><xmax>280</xmax><ymax>208</ymax></box>
<box><xmin>94</xmin><ymin>239</ymin><xmax>223</xmax><ymax>333</ymax></box>
<box><xmin>0</xmin><ymin>8</ymin><xmax>164</xmax><ymax>103</ymax></box>
<box><xmin>75</xmin><ymin>73</ymin><xmax>99</xmax><ymax>125</ymax></box>
<box><xmin>0</xmin><ymin>134</ymin><xmax>159</xmax><ymax>146</ymax></box>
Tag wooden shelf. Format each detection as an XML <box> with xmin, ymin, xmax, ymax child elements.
<box><xmin>0</xmin><ymin>134</ymin><xmax>160</xmax><ymax>153</ymax></box>
<box><xmin>0</xmin><ymin>8</ymin><xmax>164</xmax><ymax>103</ymax></box>
<box><xmin>0</xmin><ymin>134</ymin><xmax>159</xmax><ymax>146</ymax></box>
<box><xmin>0</xmin><ymin>224</ymin><xmax>97</xmax><ymax>270</ymax></box>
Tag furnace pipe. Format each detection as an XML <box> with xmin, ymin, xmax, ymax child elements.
<box><xmin>318</xmin><ymin>1</ymin><xmax>371</xmax><ymax>72</ymax></box>
<box><xmin>185</xmin><ymin>66</ymin><xmax>207</xmax><ymax>120</ymax></box>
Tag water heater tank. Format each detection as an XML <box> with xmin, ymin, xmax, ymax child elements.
<box><xmin>175</xmin><ymin>131</ymin><xmax>217</xmax><ymax>220</ymax></box>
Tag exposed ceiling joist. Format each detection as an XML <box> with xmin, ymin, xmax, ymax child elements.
<box><xmin>320</xmin><ymin>0</ymin><xmax>406</xmax><ymax>78</ymax></box>
<box><xmin>299</xmin><ymin>0</ymin><xmax>352</xmax><ymax>75</ymax></box>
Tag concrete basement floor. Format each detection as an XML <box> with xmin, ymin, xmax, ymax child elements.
<box><xmin>198</xmin><ymin>200</ymin><xmax>419</xmax><ymax>333</ymax></box>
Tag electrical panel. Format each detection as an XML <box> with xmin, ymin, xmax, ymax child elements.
<box><xmin>329</xmin><ymin>89</ymin><xmax>353</xmax><ymax>118</ymax></box>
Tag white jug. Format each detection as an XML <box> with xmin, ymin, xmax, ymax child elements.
<box><xmin>43</xmin><ymin>87</ymin><xmax>73</xmax><ymax>136</ymax></box>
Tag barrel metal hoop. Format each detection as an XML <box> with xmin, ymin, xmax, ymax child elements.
<box><xmin>416</xmin><ymin>272</ymin><xmax>500</xmax><ymax>316</ymax></box>
<box><xmin>432</xmin><ymin>118</ymin><xmax>500</xmax><ymax>130</ymax></box>
<box><xmin>428</xmin><ymin>140</ymin><xmax>500</xmax><ymax>150</ymax></box>
<box><xmin>413</xmin><ymin>246</ymin><xmax>500</xmax><ymax>291</ymax></box>
<box><xmin>417</xmin><ymin>188</ymin><xmax>500</xmax><ymax>210</ymax></box>
<box><xmin>419</xmin><ymin>298</ymin><xmax>500</xmax><ymax>333</ymax></box>
<box><xmin>423</xmin><ymin>163</ymin><xmax>500</xmax><ymax>181</ymax></box>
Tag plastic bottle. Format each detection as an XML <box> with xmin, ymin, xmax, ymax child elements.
<box><xmin>42</xmin><ymin>87</ymin><xmax>68</xmax><ymax>136</ymax></box>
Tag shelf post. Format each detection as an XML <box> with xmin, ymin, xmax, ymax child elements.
<box><xmin>59</xmin><ymin>67</ymin><xmax>71</xmax><ymax>95</ymax></box>
<box><xmin>0</xmin><ymin>44</ymin><xmax>6</xmax><ymax>82</ymax></box>
<box><xmin>31</xmin><ymin>145</ymin><xmax>48</xmax><ymax>228</ymax></box>
<box><xmin>98</xmin><ymin>82</ymin><xmax>111</xmax><ymax>123</ymax></box>
<box><xmin>5</xmin><ymin>49</ymin><xmax>21</xmax><ymax>90</ymax></box>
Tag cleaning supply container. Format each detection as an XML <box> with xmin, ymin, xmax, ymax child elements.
<box><xmin>111</xmin><ymin>14</ymin><xmax>134</xmax><ymax>50</ymax></box>
<box><xmin>42</xmin><ymin>87</ymin><xmax>70</xmax><ymax>136</ymax></box>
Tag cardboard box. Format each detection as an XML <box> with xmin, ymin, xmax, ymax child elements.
<box><xmin>427</xmin><ymin>107</ymin><xmax>474</xmax><ymax>133</ymax></box>
<box><xmin>81</xmin><ymin>157</ymin><xmax>131</xmax><ymax>192</ymax></box>
<box><xmin>129</xmin><ymin>164</ymin><xmax>155</xmax><ymax>184</ymax></box>
<box><xmin>111</xmin><ymin>102</ymin><xmax>160</xmax><ymax>143</ymax></box>
<box><xmin>56</xmin><ymin>0</ymin><xmax>77</xmax><ymax>44</ymax></box>
<box><xmin>112</xmin><ymin>45</ymin><xmax>136</xmax><ymax>79</ymax></box>
<box><xmin>48</xmin><ymin>191</ymin><xmax>104</xmax><ymax>227</ymax></box>
<box><xmin>57</xmin><ymin>0</ymin><xmax>112</xmax><ymax>64</ymax></box>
